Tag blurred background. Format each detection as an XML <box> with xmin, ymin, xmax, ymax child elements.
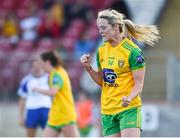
<box><xmin>0</xmin><ymin>0</ymin><xmax>180</xmax><ymax>137</ymax></box>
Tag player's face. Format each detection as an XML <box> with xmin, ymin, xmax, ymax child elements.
<box><xmin>39</xmin><ymin>59</ymin><xmax>48</xmax><ymax>72</ymax></box>
<box><xmin>39</xmin><ymin>59</ymin><xmax>51</xmax><ymax>73</ymax></box>
<box><xmin>97</xmin><ymin>18</ymin><xmax>116</xmax><ymax>42</ymax></box>
<box><xmin>32</xmin><ymin>60</ymin><xmax>43</xmax><ymax>75</ymax></box>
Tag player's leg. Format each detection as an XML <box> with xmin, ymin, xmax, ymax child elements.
<box><xmin>43</xmin><ymin>126</ymin><xmax>60</xmax><ymax>137</ymax></box>
<box><xmin>105</xmin><ymin>132</ymin><xmax>121</xmax><ymax>137</ymax></box>
<box><xmin>39</xmin><ymin>108</ymin><xmax>49</xmax><ymax>129</ymax></box>
<box><xmin>61</xmin><ymin>123</ymin><xmax>80</xmax><ymax>137</ymax></box>
<box><xmin>25</xmin><ymin>109</ymin><xmax>39</xmax><ymax>137</ymax></box>
<box><xmin>120</xmin><ymin>107</ymin><xmax>142</xmax><ymax>137</ymax></box>
<box><xmin>26</xmin><ymin>128</ymin><xmax>37</xmax><ymax>137</ymax></box>
<box><xmin>121</xmin><ymin>128</ymin><xmax>140</xmax><ymax>137</ymax></box>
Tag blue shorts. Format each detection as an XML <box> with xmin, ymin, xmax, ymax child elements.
<box><xmin>25</xmin><ymin>108</ymin><xmax>49</xmax><ymax>129</ymax></box>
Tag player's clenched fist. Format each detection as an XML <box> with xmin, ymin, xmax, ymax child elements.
<box><xmin>80</xmin><ymin>54</ymin><xmax>90</xmax><ymax>63</ymax></box>
<box><xmin>122</xmin><ymin>96</ymin><xmax>132</xmax><ymax>107</ymax></box>
<box><xmin>80</xmin><ymin>54</ymin><xmax>92</xmax><ymax>71</ymax></box>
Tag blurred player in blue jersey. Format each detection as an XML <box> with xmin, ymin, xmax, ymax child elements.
<box><xmin>17</xmin><ymin>57</ymin><xmax>52</xmax><ymax>137</ymax></box>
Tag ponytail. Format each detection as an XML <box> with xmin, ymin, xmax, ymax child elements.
<box><xmin>124</xmin><ymin>19</ymin><xmax>160</xmax><ymax>46</ymax></box>
<box><xmin>98</xmin><ymin>9</ymin><xmax>160</xmax><ymax>46</ymax></box>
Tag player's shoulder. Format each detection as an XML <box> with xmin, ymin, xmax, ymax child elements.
<box><xmin>97</xmin><ymin>41</ymin><xmax>108</xmax><ymax>50</ymax></box>
<box><xmin>50</xmin><ymin>69</ymin><xmax>61</xmax><ymax>78</ymax></box>
<box><xmin>40</xmin><ymin>73</ymin><xmax>49</xmax><ymax>79</ymax></box>
<box><xmin>122</xmin><ymin>38</ymin><xmax>142</xmax><ymax>52</ymax></box>
<box><xmin>21</xmin><ymin>74</ymin><xmax>33</xmax><ymax>83</ymax></box>
<box><xmin>96</xmin><ymin>42</ymin><xmax>108</xmax><ymax>56</ymax></box>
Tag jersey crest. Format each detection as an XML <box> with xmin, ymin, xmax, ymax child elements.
<box><xmin>118</xmin><ymin>60</ymin><xmax>125</xmax><ymax>68</ymax></box>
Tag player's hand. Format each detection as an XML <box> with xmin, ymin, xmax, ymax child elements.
<box><xmin>80</xmin><ymin>54</ymin><xmax>92</xmax><ymax>71</ymax></box>
<box><xmin>122</xmin><ymin>96</ymin><xmax>131</xmax><ymax>107</ymax></box>
<box><xmin>32</xmin><ymin>87</ymin><xmax>39</xmax><ymax>92</ymax></box>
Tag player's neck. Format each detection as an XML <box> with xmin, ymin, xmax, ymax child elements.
<box><xmin>33</xmin><ymin>71</ymin><xmax>44</xmax><ymax>77</ymax></box>
<box><xmin>109</xmin><ymin>35</ymin><xmax>123</xmax><ymax>47</ymax></box>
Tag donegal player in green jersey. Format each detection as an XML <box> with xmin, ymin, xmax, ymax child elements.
<box><xmin>33</xmin><ymin>51</ymin><xmax>79</xmax><ymax>137</ymax></box>
<box><xmin>80</xmin><ymin>9</ymin><xmax>159</xmax><ymax>137</ymax></box>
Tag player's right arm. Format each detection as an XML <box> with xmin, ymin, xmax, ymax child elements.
<box><xmin>18</xmin><ymin>97</ymin><xmax>25</xmax><ymax>127</ymax></box>
<box><xmin>17</xmin><ymin>76</ymin><xmax>29</xmax><ymax>127</ymax></box>
<box><xmin>80</xmin><ymin>54</ymin><xmax>103</xmax><ymax>87</ymax></box>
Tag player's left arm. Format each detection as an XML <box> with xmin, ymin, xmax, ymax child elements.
<box><xmin>129</xmin><ymin>68</ymin><xmax>145</xmax><ymax>99</ymax></box>
<box><xmin>122</xmin><ymin>48</ymin><xmax>145</xmax><ymax>107</ymax></box>
<box><xmin>122</xmin><ymin>68</ymin><xmax>145</xmax><ymax>107</ymax></box>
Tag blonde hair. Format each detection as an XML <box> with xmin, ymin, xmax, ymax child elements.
<box><xmin>97</xmin><ymin>9</ymin><xmax>160</xmax><ymax>46</ymax></box>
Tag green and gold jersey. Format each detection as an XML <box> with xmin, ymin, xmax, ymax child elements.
<box><xmin>96</xmin><ymin>38</ymin><xmax>145</xmax><ymax>115</ymax></box>
<box><xmin>48</xmin><ymin>66</ymin><xmax>77</xmax><ymax>126</ymax></box>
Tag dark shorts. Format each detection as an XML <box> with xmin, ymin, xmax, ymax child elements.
<box><xmin>25</xmin><ymin>108</ymin><xmax>49</xmax><ymax>129</ymax></box>
<box><xmin>101</xmin><ymin>107</ymin><xmax>142</xmax><ymax>136</ymax></box>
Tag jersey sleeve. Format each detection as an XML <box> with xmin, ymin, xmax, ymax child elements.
<box><xmin>129</xmin><ymin>48</ymin><xmax>145</xmax><ymax>70</ymax></box>
<box><xmin>96</xmin><ymin>49</ymin><xmax>102</xmax><ymax>71</ymax></box>
<box><xmin>17</xmin><ymin>78</ymin><xmax>28</xmax><ymax>98</ymax></box>
<box><xmin>51</xmin><ymin>73</ymin><xmax>63</xmax><ymax>90</ymax></box>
